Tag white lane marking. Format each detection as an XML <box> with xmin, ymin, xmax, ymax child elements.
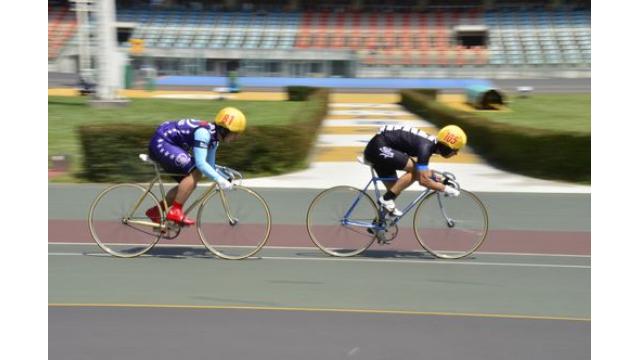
<box><xmin>322</xmin><ymin>119</ymin><xmax>427</xmax><ymax>127</ymax></box>
<box><xmin>329</xmin><ymin>110</ymin><xmax>414</xmax><ymax>116</ymax></box>
<box><xmin>47</xmin><ymin>252</ymin><xmax>590</xmax><ymax>269</ymax></box>
<box><xmin>53</xmin><ymin>163</ymin><xmax>590</xmax><ymax>193</ymax></box>
<box><xmin>256</xmin><ymin>256</ymin><xmax>590</xmax><ymax>269</ymax></box>
<box><xmin>316</xmin><ymin>134</ymin><xmax>372</xmax><ymax>147</ymax></box>
<box><xmin>347</xmin><ymin>347</ymin><xmax>360</xmax><ymax>356</ymax></box>
<box><xmin>330</xmin><ymin>103</ymin><xmax>402</xmax><ymax>108</ymax></box>
<box><xmin>50</xmin><ymin>252</ymin><xmax>98</xmax><ymax>256</ymax></box>
<box><xmin>48</xmin><ymin>243</ymin><xmax>591</xmax><ymax>258</ymax></box>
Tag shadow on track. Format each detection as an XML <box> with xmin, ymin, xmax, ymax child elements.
<box><xmin>291</xmin><ymin>249</ymin><xmax>480</xmax><ymax>261</ymax></box>
<box><xmin>85</xmin><ymin>246</ymin><xmax>479</xmax><ymax>262</ymax></box>
<box><xmin>84</xmin><ymin>246</ymin><xmax>218</xmax><ymax>260</ymax></box>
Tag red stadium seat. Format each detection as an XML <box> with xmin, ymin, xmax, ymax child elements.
<box><xmin>48</xmin><ymin>6</ymin><xmax>77</xmax><ymax>60</ymax></box>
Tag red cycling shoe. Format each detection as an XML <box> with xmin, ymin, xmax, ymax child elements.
<box><xmin>166</xmin><ymin>205</ymin><xmax>195</xmax><ymax>226</ymax></box>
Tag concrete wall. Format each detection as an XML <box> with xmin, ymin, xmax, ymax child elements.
<box><xmin>50</xmin><ymin>48</ymin><xmax>591</xmax><ymax>80</ymax></box>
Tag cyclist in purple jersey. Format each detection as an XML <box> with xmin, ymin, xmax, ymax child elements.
<box><xmin>155</xmin><ymin>119</ymin><xmax>218</xmax><ymax>149</ymax></box>
<box><xmin>145</xmin><ymin>107</ymin><xmax>246</xmax><ymax>225</ymax></box>
<box><xmin>363</xmin><ymin>125</ymin><xmax>467</xmax><ymax>216</ymax></box>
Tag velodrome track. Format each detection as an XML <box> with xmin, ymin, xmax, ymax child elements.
<box><xmin>49</xmin><ymin>186</ymin><xmax>590</xmax><ymax>360</ymax></box>
<box><xmin>49</xmin><ymin>80</ymin><xmax>590</xmax><ymax>359</ymax></box>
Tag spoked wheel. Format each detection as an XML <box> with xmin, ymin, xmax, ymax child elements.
<box><xmin>197</xmin><ymin>186</ymin><xmax>271</xmax><ymax>260</ymax></box>
<box><xmin>88</xmin><ymin>183</ymin><xmax>164</xmax><ymax>258</ymax></box>
<box><xmin>306</xmin><ymin>186</ymin><xmax>379</xmax><ymax>257</ymax></box>
<box><xmin>413</xmin><ymin>189</ymin><xmax>488</xmax><ymax>259</ymax></box>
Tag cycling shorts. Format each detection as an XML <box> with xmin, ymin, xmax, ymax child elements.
<box><xmin>148</xmin><ymin>133</ymin><xmax>196</xmax><ymax>182</ymax></box>
<box><xmin>363</xmin><ymin>135</ymin><xmax>410</xmax><ymax>180</ymax></box>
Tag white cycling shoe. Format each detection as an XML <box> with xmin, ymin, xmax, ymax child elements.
<box><xmin>379</xmin><ymin>196</ymin><xmax>403</xmax><ymax>217</ymax></box>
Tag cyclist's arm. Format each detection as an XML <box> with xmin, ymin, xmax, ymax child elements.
<box><xmin>415</xmin><ymin>142</ymin><xmax>446</xmax><ymax>191</ymax></box>
<box><xmin>206</xmin><ymin>142</ymin><xmax>218</xmax><ymax>167</ymax></box>
<box><xmin>416</xmin><ymin>165</ymin><xmax>446</xmax><ymax>191</ymax></box>
<box><xmin>193</xmin><ymin>128</ymin><xmax>226</xmax><ymax>183</ymax></box>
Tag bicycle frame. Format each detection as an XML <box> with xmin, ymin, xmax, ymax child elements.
<box><xmin>342</xmin><ymin>167</ymin><xmax>450</xmax><ymax>232</ymax></box>
<box><xmin>123</xmin><ymin>160</ymin><xmax>232</xmax><ymax>229</ymax></box>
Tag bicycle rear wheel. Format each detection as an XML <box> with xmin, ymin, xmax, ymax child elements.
<box><xmin>88</xmin><ymin>183</ymin><xmax>163</xmax><ymax>258</ymax></box>
<box><xmin>197</xmin><ymin>186</ymin><xmax>271</xmax><ymax>260</ymax></box>
<box><xmin>306</xmin><ymin>186</ymin><xmax>379</xmax><ymax>257</ymax></box>
<box><xmin>413</xmin><ymin>189</ymin><xmax>488</xmax><ymax>259</ymax></box>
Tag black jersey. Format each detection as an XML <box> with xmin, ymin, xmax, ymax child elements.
<box><xmin>377</xmin><ymin>125</ymin><xmax>437</xmax><ymax>166</ymax></box>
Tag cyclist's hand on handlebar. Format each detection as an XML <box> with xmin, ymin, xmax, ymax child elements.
<box><xmin>443</xmin><ymin>185</ymin><xmax>460</xmax><ymax>197</ymax></box>
<box><xmin>218</xmin><ymin>178</ymin><xmax>233</xmax><ymax>191</ymax></box>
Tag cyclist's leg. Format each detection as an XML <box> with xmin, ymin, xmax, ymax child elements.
<box><xmin>148</xmin><ymin>139</ymin><xmax>201</xmax><ymax>224</ymax></box>
<box><xmin>172</xmin><ymin>169</ymin><xmax>202</xmax><ymax>205</ymax></box>
<box><xmin>364</xmin><ymin>135</ymin><xmax>404</xmax><ymax>189</ymax></box>
<box><xmin>365</xmin><ymin>144</ymin><xmax>414</xmax><ymax>195</ymax></box>
<box><xmin>364</xmin><ymin>138</ymin><xmax>412</xmax><ymax>215</ymax></box>
<box><xmin>388</xmin><ymin>158</ymin><xmax>417</xmax><ymax>195</ymax></box>
<box><xmin>161</xmin><ymin>170</ymin><xmax>204</xmax><ymax>206</ymax></box>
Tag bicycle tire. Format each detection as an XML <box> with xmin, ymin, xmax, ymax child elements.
<box><xmin>306</xmin><ymin>186</ymin><xmax>379</xmax><ymax>257</ymax></box>
<box><xmin>88</xmin><ymin>183</ymin><xmax>163</xmax><ymax>258</ymax></box>
<box><xmin>196</xmin><ymin>186</ymin><xmax>271</xmax><ymax>260</ymax></box>
<box><xmin>413</xmin><ymin>189</ymin><xmax>488</xmax><ymax>259</ymax></box>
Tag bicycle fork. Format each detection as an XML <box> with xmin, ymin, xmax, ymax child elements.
<box><xmin>218</xmin><ymin>188</ymin><xmax>239</xmax><ymax>226</ymax></box>
<box><xmin>436</xmin><ymin>193</ymin><xmax>456</xmax><ymax>228</ymax></box>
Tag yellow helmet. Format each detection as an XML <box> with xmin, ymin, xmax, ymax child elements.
<box><xmin>437</xmin><ymin>125</ymin><xmax>467</xmax><ymax>151</ymax></box>
<box><xmin>214</xmin><ymin>107</ymin><xmax>246</xmax><ymax>133</ymax></box>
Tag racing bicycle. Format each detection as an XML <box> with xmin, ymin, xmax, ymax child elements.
<box><xmin>88</xmin><ymin>154</ymin><xmax>271</xmax><ymax>260</ymax></box>
<box><xmin>306</xmin><ymin>156</ymin><xmax>488</xmax><ymax>259</ymax></box>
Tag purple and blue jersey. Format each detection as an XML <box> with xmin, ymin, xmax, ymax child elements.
<box><xmin>156</xmin><ymin>119</ymin><xmax>218</xmax><ymax>150</ymax></box>
<box><xmin>148</xmin><ymin>119</ymin><xmax>226</xmax><ymax>182</ymax></box>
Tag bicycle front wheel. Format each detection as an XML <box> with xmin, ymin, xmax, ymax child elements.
<box><xmin>413</xmin><ymin>189</ymin><xmax>488</xmax><ymax>259</ymax></box>
<box><xmin>306</xmin><ymin>186</ymin><xmax>379</xmax><ymax>257</ymax></box>
<box><xmin>197</xmin><ymin>186</ymin><xmax>271</xmax><ymax>260</ymax></box>
<box><xmin>88</xmin><ymin>183</ymin><xmax>163</xmax><ymax>258</ymax></box>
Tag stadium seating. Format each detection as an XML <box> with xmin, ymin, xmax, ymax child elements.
<box><xmin>294</xmin><ymin>10</ymin><xmax>487</xmax><ymax>66</ymax></box>
<box><xmin>118</xmin><ymin>10</ymin><xmax>301</xmax><ymax>50</ymax></box>
<box><xmin>48</xmin><ymin>5</ymin><xmax>590</xmax><ymax>68</ymax></box>
<box><xmin>48</xmin><ymin>6</ymin><xmax>77</xmax><ymax>59</ymax></box>
<box><xmin>486</xmin><ymin>8</ymin><xmax>590</xmax><ymax>66</ymax></box>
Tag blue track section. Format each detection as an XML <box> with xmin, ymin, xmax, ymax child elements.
<box><xmin>156</xmin><ymin>76</ymin><xmax>494</xmax><ymax>89</ymax></box>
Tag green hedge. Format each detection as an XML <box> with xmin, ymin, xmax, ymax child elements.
<box><xmin>406</xmin><ymin>88</ymin><xmax>440</xmax><ymax>99</ymax></box>
<box><xmin>400</xmin><ymin>90</ymin><xmax>590</xmax><ymax>182</ymax></box>
<box><xmin>79</xmin><ymin>89</ymin><xmax>329</xmax><ymax>182</ymax></box>
<box><xmin>286</xmin><ymin>86</ymin><xmax>318</xmax><ymax>101</ymax></box>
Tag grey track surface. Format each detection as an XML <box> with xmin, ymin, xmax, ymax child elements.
<box><xmin>50</xmin><ymin>307</ymin><xmax>589</xmax><ymax>360</ymax></box>
<box><xmin>49</xmin><ymin>184</ymin><xmax>590</xmax><ymax>231</ymax></box>
<box><xmin>49</xmin><ymin>184</ymin><xmax>590</xmax><ymax>359</ymax></box>
<box><xmin>49</xmin><ymin>244</ymin><xmax>590</xmax><ymax>317</ymax></box>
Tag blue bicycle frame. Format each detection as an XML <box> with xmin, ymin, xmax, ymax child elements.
<box><xmin>342</xmin><ymin>167</ymin><xmax>436</xmax><ymax>232</ymax></box>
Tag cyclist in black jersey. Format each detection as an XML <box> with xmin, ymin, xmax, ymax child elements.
<box><xmin>363</xmin><ymin>124</ymin><xmax>467</xmax><ymax>216</ymax></box>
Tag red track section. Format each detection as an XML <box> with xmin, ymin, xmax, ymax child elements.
<box><xmin>50</xmin><ymin>220</ymin><xmax>590</xmax><ymax>256</ymax></box>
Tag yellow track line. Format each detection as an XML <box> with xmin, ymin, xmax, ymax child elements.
<box><xmin>330</xmin><ymin>93</ymin><xmax>400</xmax><ymax>104</ymax></box>
<box><xmin>48</xmin><ymin>88</ymin><xmax>287</xmax><ymax>101</ymax></box>
<box><xmin>48</xmin><ymin>303</ymin><xmax>589</xmax><ymax>322</ymax></box>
